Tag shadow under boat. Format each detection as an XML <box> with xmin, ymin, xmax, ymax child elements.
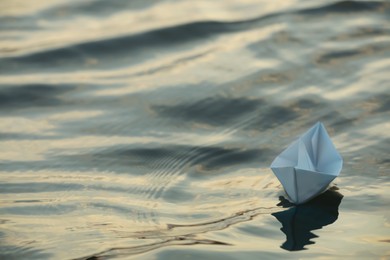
<box><xmin>272</xmin><ymin>187</ymin><xmax>343</xmax><ymax>251</ymax></box>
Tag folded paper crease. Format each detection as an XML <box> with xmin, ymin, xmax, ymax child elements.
<box><xmin>270</xmin><ymin>122</ymin><xmax>342</xmax><ymax>204</ymax></box>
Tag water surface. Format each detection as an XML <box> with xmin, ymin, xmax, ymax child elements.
<box><xmin>0</xmin><ymin>0</ymin><xmax>389</xmax><ymax>259</ymax></box>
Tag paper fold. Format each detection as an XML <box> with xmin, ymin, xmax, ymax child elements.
<box><xmin>270</xmin><ymin>122</ymin><xmax>342</xmax><ymax>204</ymax></box>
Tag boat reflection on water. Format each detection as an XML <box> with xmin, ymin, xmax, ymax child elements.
<box><xmin>272</xmin><ymin>187</ymin><xmax>343</xmax><ymax>251</ymax></box>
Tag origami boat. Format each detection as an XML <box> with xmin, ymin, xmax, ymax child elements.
<box><xmin>270</xmin><ymin>122</ymin><xmax>343</xmax><ymax>204</ymax></box>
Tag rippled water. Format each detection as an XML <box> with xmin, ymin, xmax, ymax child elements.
<box><xmin>1</xmin><ymin>0</ymin><xmax>389</xmax><ymax>259</ymax></box>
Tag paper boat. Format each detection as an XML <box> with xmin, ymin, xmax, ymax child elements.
<box><xmin>270</xmin><ymin>122</ymin><xmax>342</xmax><ymax>204</ymax></box>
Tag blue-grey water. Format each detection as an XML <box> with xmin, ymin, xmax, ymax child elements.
<box><xmin>0</xmin><ymin>0</ymin><xmax>389</xmax><ymax>259</ymax></box>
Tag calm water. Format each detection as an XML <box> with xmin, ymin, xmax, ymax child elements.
<box><xmin>0</xmin><ymin>0</ymin><xmax>389</xmax><ymax>259</ymax></box>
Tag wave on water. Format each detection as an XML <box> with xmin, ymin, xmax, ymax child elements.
<box><xmin>0</xmin><ymin>0</ymin><xmax>389</xmax><ymax>259</ymax></box>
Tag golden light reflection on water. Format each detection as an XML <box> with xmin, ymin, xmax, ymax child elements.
<box><xmin>0</xmin><ymin>167</ymin><xmax>282</xmax><ymax>258</ymax></box>
<box><xmin>0</xmin><ymin>129</ymin><xmax>237</xmax><ymax>161</ymax></box>
<box><xmin>196</xmin><ymin>170</ymin><xmax>275</xmax><ymax>191</ymax></box>
<box><xmin>0</xmin><ymin>0</ymin><xmax>295</xmax><ymax>59</ymax></box>
<box><xmin>1</xmin><ymin>0</ymin><xmax>390</xmax><ymax>258</ymax></box>
<box><xmin>0</xmin><ymin>117</ymin><xmax>55</xmax><ymax>135</ymax></box>
<box><xmin>1</xmin><ymin>22</ymin><xmax>283</xmax><ymax>91</ymax></box>
<box><xmin>0</xmin><ymin>0</ymin><xmax>68</xmax><ymax>16</ymax></box>
<box><xmin>335</xmin><ymin>121</ymin><xmax>390</xmax><ymax>156</ymax></box>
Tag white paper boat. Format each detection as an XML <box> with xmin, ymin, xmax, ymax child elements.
<box><xmin>270</xmin><ymin>122</ymin><xmax>342</xmax><ymax>204</ymax></box>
